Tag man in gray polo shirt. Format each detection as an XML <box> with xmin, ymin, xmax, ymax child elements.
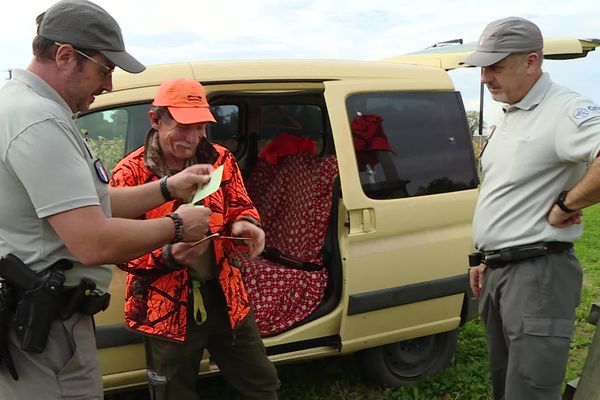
<box><xmin>0</xmin><ymin>1</ymin><xmax>214</xmax><ymax>399</ymax></box>
<box><xmin>463</xmin><ymin>17</ymin><xmax>600</xmax><ymax>399</ymax></box>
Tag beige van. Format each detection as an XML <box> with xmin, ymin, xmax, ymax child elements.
<box><xmin>78</xmin><ymin>59</ymin><xmax>480</xmax><ymax>394</ymax></box>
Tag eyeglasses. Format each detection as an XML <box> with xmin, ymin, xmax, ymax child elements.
<box><xmin>54</xmin><ymin>42</ymin><xmax>114</xmax><ymax>74</ymax></box>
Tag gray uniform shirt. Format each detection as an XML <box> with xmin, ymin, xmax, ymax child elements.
<box><xmin>0</xmin><ymin>69</ymin><xmax>112</xmax><ymax>292</ymax></box>
<box><xmin>473</xmin><ymin>73</ymin><xmax>600</xmax><ymax>251</ymax></box>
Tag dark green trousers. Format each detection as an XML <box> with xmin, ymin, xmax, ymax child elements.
<box><xmin>145</xmin><ymin>279</ymin><xmax>280</xmax><ymax>400</ymax></box>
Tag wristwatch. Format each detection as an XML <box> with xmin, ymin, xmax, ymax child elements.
<box><xmin>556</xmin><ymin>190</ymin><xmax>577</xmax><ymax>213</ymax></box>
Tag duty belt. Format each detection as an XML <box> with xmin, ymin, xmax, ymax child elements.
<box><xmin>472</xmin><ymin>241</ymin><xmax>573</xmax><ymax>269</ymax></box>
<box><xmin>58</xmin><ymin>279</ymin><xmax>111</xmax><ymax>318</ymax></box>
<box><xmin>0</xmin><ymin>255</ymin><xmax>110</xmax><ymax>380</ymax></box>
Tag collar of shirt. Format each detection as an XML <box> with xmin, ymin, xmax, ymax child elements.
<box><xmin>503</xmin><ymin>72</ymin><xmax>553</xmax><ymax>113</ymax></box>
<box><xmin>11</xmin><ymin>68</ymin><xmax>73</xmax><ymax>119</ymax></box>
<box><xmin>143</xmin><ymin>128</ymin><xmax>220</xmax><ymax>178</ymax></box>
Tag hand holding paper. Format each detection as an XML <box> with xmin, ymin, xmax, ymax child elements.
<box><xmin>164</xmin><ymin>164</ymin><xmax>213</xmax><ymax>202</ymax></box>
<box><xmin>191</xmin><ymin>165</ymin><xmax>224</xmax><ymax>205</ymax></box>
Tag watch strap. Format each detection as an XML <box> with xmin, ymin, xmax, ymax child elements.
<box><xmin>556</xmin><ymin>191</ymin><xmax>577</xmax><ymax>213</ymax></box>
<box><xmin>159</xmin><ymin>176</ymin><xmax>173</xmax><ymax>201</ymax></box>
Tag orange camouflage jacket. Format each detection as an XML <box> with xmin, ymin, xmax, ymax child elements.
<box><xmin>109</xmin><ymin>140</ymin><xmax>259</xmax><ymax>342</ymax></box>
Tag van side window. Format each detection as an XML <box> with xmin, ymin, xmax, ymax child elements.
<box><xmin>75</xmin><ymin>103</ymin><xmax>151</xmax><ymax>175</ymax></box>
<box><xmin>259</xmin><ymin>104</ymin><xmax>324</xmax><ymax>154</ymax></box>
<box><xmin>209</xmin><ymin>105</ymin><xmax>240</xmax><ymax>153</ymax></box>
<box><xmin>76</xmin><ymin>103</ymin><xmax>244</xmax><ymax>176</ymax></box>
<box><xmin>346</xmin><ymin>92</ymin><xmax>478</xmax><ymax>200</ymax></box>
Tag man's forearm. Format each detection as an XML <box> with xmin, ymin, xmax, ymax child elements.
<box><xmin>48</xmin><ymin>206</ymin><xmax>175</xmax><ymax>266</ymax></box>
<box><xmin>92</xmin><ymin>217</ymin><xmax>176</xmax><ymax>264</ymax></box>
<box><xmin>564</xmin><ymin>156</ymin><xmax>600</xmax><ymax>211</ymax></box>
<box><xmin>109</xmin><ymin>184</ymin><xmax>165</xmax><ymax>218</ymax></box>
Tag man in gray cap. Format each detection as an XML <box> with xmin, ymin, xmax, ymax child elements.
<box><xmin>464</xmin><ymin>16</ymin><xmax>600</xmax><ymax>399</ymax></box>
<box><xmin>0</xmin><ymin>1</ymin><xmax>215</xmax><ymax>399</ymax></box>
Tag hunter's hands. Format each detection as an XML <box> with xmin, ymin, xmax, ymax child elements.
<box><xmin>232</xmin><ymin>220</ymin><xmax>265</xmax><ymax>258</ymax></box>
<box><xmin>170</xmin><ymin>239</ymin><xmax>211</xmax><ymax>265</ymax></box>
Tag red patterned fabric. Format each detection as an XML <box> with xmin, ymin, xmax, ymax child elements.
<box><xmin>258</xmin><ymin>133</ymin><xmax>317</xmax><ymax>165</ymax></box>
<box><xmin>235</xmin><ymin>252</ymin><xmax>328</xmax><ymax>335</ymax></box>
<box><xmin>237</xmin><ymin>152</ymin><xmax>339</xmax><ymax>336</ymax></box>
<box><xmin>351</xmin><ymin>114</ymin><xmax>394</xmax><ymax>171</ymax></box>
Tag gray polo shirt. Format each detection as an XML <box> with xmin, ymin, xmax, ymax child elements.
<box><xmin>0</xmin><ymin>69</ymin><xmax>112</xmax><ymax>292</ymax></box>
<box><xmin>473</xmin><ymin>73</ymin><xmax>600</xmax><ymax>251</ymax></box>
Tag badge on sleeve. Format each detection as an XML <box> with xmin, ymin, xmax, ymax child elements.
<box><xmin>570</xmin><ymin>103</ymin><xmax>600</xmax><ymax>126</ymax></box>
<box><xmin>94</xmin><ymin>159</ymin><xmax>109</xmax><ymax>184</ymax></box>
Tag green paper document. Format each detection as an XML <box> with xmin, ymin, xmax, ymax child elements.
<box><xmin>191</xmin><ymin>165</ymin><xmax>224</xmax><ymax>204</ymax></box>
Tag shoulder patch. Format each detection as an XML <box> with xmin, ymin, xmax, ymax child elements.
<box><xmin>569</xmin><ymin>103</ymin><xmax>600</xmax><ymax>126</ymax></box>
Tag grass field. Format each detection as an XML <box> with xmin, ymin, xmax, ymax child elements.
<box><xmin>195</xmin><ymin>206</ymin><xmax>600</xmax><ymax>400</ymax></box>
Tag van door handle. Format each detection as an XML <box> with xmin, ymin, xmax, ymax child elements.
<box><xmin>362</xmin><ymin>209</ymin><xmax>373</xmax><ymax>232</ymax></box>
<box><xmin>348</xmin><ymin>209</ymin><xmax>375</xmax><ymax>234</ymax></box>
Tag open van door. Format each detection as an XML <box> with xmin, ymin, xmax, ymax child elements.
<box><xmin>383</xmin><ymin>38</ymin><xmax>600</xmax><ymax>70</ymax></box>
<box><xmin>324</xmin><ymin>75</ymin><xmax>479</xmax><ymax>384</ymax></box>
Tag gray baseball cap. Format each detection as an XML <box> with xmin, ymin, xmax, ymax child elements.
<box><xmin>38</xmin><ymin>0</ymin><xmax>145</xmax><ymax>73</ymax></box>
<box><xmin>461</xmin><ymin>17</ymin><xmax>543</xmax><ymax>67</ymax></box>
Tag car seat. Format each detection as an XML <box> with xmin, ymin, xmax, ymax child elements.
<box><xmin>234</xmin><ymin>134</ymin><xmax>338</xmax><ymax>336</ymax></box>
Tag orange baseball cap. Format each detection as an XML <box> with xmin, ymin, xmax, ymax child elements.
<box><xmin>152</xmin><ymin>79</ymin><xmax>216</xmax><ymax>124</ymax></box>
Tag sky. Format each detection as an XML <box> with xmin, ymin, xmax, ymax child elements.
<box><xmin>1</xmin><ymin>0</ymin><xmax>598</xmax><ymax>129</ymax></box>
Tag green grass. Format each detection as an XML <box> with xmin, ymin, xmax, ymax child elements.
<box><xmin>565</xmin><ymin>203</ymin><xmax>600</xmax><ymax>382</ymax></box>
<box><xmin>177</xmin><ymin>206</ymin><xmax>600</xmax><ymax>400</ymax></box>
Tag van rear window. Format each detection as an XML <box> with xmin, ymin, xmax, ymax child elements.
<box><xmin>346</xmin><ymin>92</ymin><xmax>478</xmax><ymax>200</ymax></box>
<box><xmin>75</xmin><ymin>103</ymin><xmax>151</xmax><ymax>174</ymax></box>
<box><xmin>76</xmin><ymin>103</ymin><xmax>242</xmax><ymax>176</ymax></box>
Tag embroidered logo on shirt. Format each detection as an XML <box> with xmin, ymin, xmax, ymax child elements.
<box><xmin>573</xmin><ymin>105</ymin><xmax>600</xmax><ymax>119</ymax></box>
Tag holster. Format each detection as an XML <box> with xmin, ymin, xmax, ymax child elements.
<box><xmin>0</xmin><ymin>254</ymin><xmax>110</xmax><ymax>380</ymax></box>
<box><xmin>12</xmin><ymin>260</ymin><xmax>69</xmax><ymax>354</ymax></box>
<box><xmin>0</xmin><ymin>255</ymin><xmax>74</xmax><ymax>356</ymax></box>
<box><xmin>0</xmin><ymin>278</ymin><xmax>18</xmax><ymax>380</ymax></box>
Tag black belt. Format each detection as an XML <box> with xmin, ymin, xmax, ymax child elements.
<box><xmin>8</xmin><ymin>280</ymin><xmax>110</xmax><ymax>319</ymax></box>
<box><xmin>478</xmin><ymin>241</ymin><xmax>573</xmax><ymax>269</ymax></box>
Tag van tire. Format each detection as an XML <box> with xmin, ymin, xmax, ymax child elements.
<box><xmin>358</xmin><ymin>329</ymin><xmax>459</xmax><ymax>387</ymax></box>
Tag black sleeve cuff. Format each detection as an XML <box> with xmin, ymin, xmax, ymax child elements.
<box><xmin>161</xmin><ymin>244</ymin><xmax>186</xmax><ymax>270</ymax></box>
<box><xmin>237</xmin><ymin>216</ymin><xmax>261</xmax><ymax>228</ymax></box>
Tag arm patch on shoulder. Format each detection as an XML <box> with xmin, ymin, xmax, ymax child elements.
<box><xmin>569</xmin><ymin>104</ymin><xmax>600</xmax><ymax>127</ymax></box>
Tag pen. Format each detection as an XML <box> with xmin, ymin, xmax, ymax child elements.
<box><xmin>190</xmin><ymin>234</ymin><xmax>251</xmax><ymax>247</ymax></box>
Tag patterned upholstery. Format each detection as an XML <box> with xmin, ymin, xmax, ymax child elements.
<box><xmin>237</xmin><ymin>152</ymin><xmax>339</xmax><ymax>336</ymax></box>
